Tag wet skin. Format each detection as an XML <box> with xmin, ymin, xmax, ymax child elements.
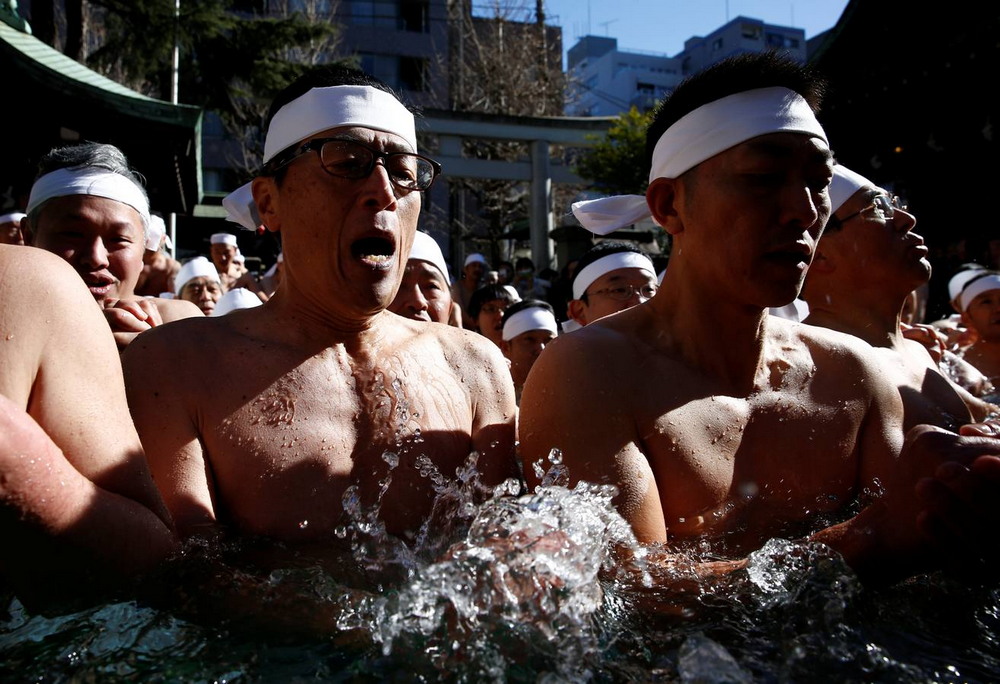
<box><xmin>124</xmin><ymin>125</ymin><xmax>518</xmax><ymax>543</ymax></box>
<box><xmin>520</xmin><ymin>133</ymin><xmax>1000</xmax><ymax>582</ymax></box>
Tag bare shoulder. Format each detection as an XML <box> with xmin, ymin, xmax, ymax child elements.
<box><xmin>121</xmin><ymin>309</ymin><xmax>229</xmax><ymax>380</ymax></box>
<box><xmin>152</xmin><ymin>296</ymin><xmax>204</xmax><ymax>323</ymax></box>
<box><xmin>0</xmin><ymin>245</ymin><xmax>93</xmax><ymax>308</ymax></box>
<box><xmin>397</xmin><ymin>316</ymin><xmax>507</xmax><ymax>369</ymax></box>
<box><xmin>791</xmin><ymin>318</ymin><xmax>883</xmax><ymax>369</ymax></box>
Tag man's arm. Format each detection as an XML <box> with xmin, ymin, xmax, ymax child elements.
<box><xmin>461</xmin><ymin>331</ymin><xmax>520</xmax><ymax>486</ymax></box>
<box><xmin>122</xmin><ymin>322</ymin><xmax>220</xmax><ymax>537</ymax></box>
<box><xmin>807</xmin><ymin>348</ymin><xmax>1000</xmax><ymax>584</ymax></box>
<box><xmin>0</xmin><ymin>247</ymin><xmax>177</xmax><ymax>608</ymax></box>
<box><xmin>518</xmin><ymin>331</ymin><xmax>667</xmax><ymax>541</ymax></box>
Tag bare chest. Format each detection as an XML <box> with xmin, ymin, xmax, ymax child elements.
<box><xmin>196</xmin><ymin>350</ymin><xmax>475</xmax><ymax>539</ymax></box>
<box><xmin>637</xmin><ymin>375</ymin><xmax>865</xmax><ymax>549</ymax></box>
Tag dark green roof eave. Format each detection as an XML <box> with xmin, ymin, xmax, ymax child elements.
<box><xmin>0</xmin><ymin>20</ymin><xmax>201</xmax><ymax>130</ymax></box>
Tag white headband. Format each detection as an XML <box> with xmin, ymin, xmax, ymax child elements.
<box><xmin>27</xmin><ymin>167</ymin><xmax>150</xmax><ymax>234</ymax></box>
<box><xmin>948</xmin><ymin>267</ymin><xmax>986</xmax><ymax>302</ymax></box>
<box><xmin>572</xmin><ymin>251</ymin><xmax>656</xmax><ymax>300</ymax></box>
<box><xmin>211</xmin><ymin>232</ymin><xmax>238</xmax><ymax>246</ymax></box>
<box><xmin>0</xmin><ymin>212</ymin><xmax>26</xmax><ymax>224</ymax></box>
<box><xmin>829</xmin><ymin>165</ymin><xmax>875</xmax><ymax>214</ymax></box>
<box><xmin>175</xmin><ymin>256</ymin><xmax>221</xmax><ymax>295</ymax></box>
<box><xmin>147</xmin><ymin>214</ymin><xmax>165</xmax><ymax>251</ymax></box>
<box><xmin>409</xmin><ymin>231</ymin><xmax>451</xmax><ymax>283</ymax></box>
<box><xmin>263</xmin><ymin>85</ymin><xmax>417</xmax><ymax>164</ymax></box>
<box><xmin>502</xmin><ymin>306</ymin><xmax>558</xmax><ymax>341</ymax></box>
<box><xmin>222</xmin><ymin>182</ymin><xmax>261</xmax><ymax>231</ymax></box>
<box><xmin>960</xmin><ymin>274</ymin><xmax>1000</xmax><ymax>312</ymax></box>
<box><xmin>572</xmin><ymin>87</ymin><xmax>828</xmax><ymax>235</ymax></box>
<box><xmin>212</xmin><ymin>287</ymin><xmax>263</xmax><ymax>316</ymax></box>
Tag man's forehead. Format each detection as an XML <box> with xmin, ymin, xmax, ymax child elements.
<box><xmin>596</xmin><ymin>267</ymin><xmax>657</xmax><ymax>283</ymax></box>
<box><xmin>408</xmin><ymin>258</ymin><xmax>448</xmax><ymax>282</ymax></box>
<box><xmin>41</xmin><ymin>195</ymin><xmax>145</xmax><ymax>229</ymax></box>
<box><xmin>735</xmin><ymin>132</ymin><xmax>833</xmax><ymax>162</ymax></box>
<box><xmin>311</xmin><ymin>125</ymin><xmax>414</xmax><ymax>153</ymax></box>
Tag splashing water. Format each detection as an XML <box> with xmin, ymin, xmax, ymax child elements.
<box><xmin>4</xmin><ymin>455</ymin><xmax>1000</xmax><ymax>681</ymax></box>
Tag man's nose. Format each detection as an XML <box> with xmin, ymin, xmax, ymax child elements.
<box><xmin>361</xmin><ymin>161</ymin><xmax>398</xmax><ymax>209</ymax></box>
<box><xmin>409</xmin><ymin>285</ymin><xmax>429</xmax><ymax>311</ymax></box>
<box><xmin>79</xmin><ymin>237</ymin><xmax>109</xmax><ymax>269</ymax></box>
<box><xmin>892</xmin><ymin>208</ymin><xmax>917</xmax><ymax>233</ymax></box>
<box><xmin>785</xmin><ymin>182</ymin><xmax>821</xmax><ymax>228</ymax></box>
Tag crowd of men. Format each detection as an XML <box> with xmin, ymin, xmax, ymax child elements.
<box><xmin>2</xmin><ymin>55</ymin><xmax>1000</xmax><ymax>619</ymax></box>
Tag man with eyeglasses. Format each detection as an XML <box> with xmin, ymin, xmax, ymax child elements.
<box><xmin>801</xmin><ymin>164</ymin><xmax>998</xmax><ymax>431</ymax></box>
<box><xmin>519</xmin><ymin>52</ymin><xmax>1000</xmax><ymax>586</ymax></box>
<box><xmin>566</xmin><ymin>241</ymin><xmax>658</xmax><ymax>327</ymax></box>
<box><xmin>122</xmin><ymin>65</ymin><xmax>518</xmax><ymax>546</ymax></box>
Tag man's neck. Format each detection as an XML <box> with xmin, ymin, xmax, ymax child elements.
<box><xmin>651</xmin><ymin>271</ymin><xmax>771</xmax><ymax>392</ymax></box>
<box><xmin>262</xmin><ymin>284</ymin><xmax>389</xmax><ymax>348</ymax></box>
<box><xmin>803</xmin><ymin>301</ymin><xmax>903</xmax><ymax>349</ymax></box>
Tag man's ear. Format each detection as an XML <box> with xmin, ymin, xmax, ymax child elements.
<box><xmin>567</xmin><ymin>298</ymin><xmax>588</xmax><ymax>326</ymax></box>
<box><xmin>646</xmin><ymin>177</ymin><xmax>683</xmax><ymax>236</ymax></box>
<box><xmin>251</xmin><ymin>177</ymin><xmax>280</xmax><ymax>234</ymax></box>
<box><xmin>20</xmin><ymin>218</ymin><xmax>34</xmax><ymax>246</ymax></box>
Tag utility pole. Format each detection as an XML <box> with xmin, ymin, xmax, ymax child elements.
<box><xmin>168</xmin><ymin>0</ymin><xmax>180</xmax><ymax>258</ymax></box>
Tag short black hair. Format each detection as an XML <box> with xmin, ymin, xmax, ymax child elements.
<box><xmin>501</xmin><ymin>298</ymin><xmax>554</xmax><ymax>331</ymax></box>
<box><xmin>468</xmin><ymin>283</ymin><xmax>519</xmax><ymax>318</ymax></box>
<box><xmin>571</xmin><ymin>240</ymin><xmax>652</xmax><ymax>293</ymax></box>
<box><xmin>645</xmin><ymin>52</ymin><xmax>827</xmax><ymax>172</ymax></box>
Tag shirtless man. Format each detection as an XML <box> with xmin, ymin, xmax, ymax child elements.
<box><xmin>0</xmin><ymin>245</ymin><xmax>176</xmax><ymax>611</ymax></box>
<box><xmin>801</xmin><ymin>165</ymin><xmax>997</xmax><ymax>431</ymax></box>
<box><xmin>500</xmin><ymin>299</ymin><xmax>558</xmax><ymax>403</ymax></box>
<box><xmin>21</xmin><ymin>142</ymin><xmax>202</xmax><ymax>349</ymax></box>
<box><xmin>209</xmin><ymin>232</ymin><xmax>266</xmax><ymax>298</ymax></box>
<box><xmin>520</xmin><ymin>52</ymin><xmax>1000</xmax><ymax>584</ymax></box>
<box><xmin>566</xmin><ymin>240</ymin><xmax>658</xmax><ymax>327</ymax></box>
<box><xmin>453</xmin><ymin>253</ymin><xmax>489</xmax><ymax>329</ymax></box>
<box><xmin>958</xmin><ymin>272</ymin><xmax>1000</xmax><ymax>384</ymax></box>
<box><xmin>134</xmin><ymin>216</ymin><xmax>181</xmax><ymax>297</ymax></box>
<box><xmin>388</xmin><ymin>230</ymin><xmax>462</xmax><ymax>325</ymax></box>
<box><xmin>123</xmin><ymin>64</ymin><xmax>517</xmax><ymax>543</ymax></box>
<box><xmin>175</xmin><ymin>256</ymin><xmax>224</xmax><ymax>315</ymax></box>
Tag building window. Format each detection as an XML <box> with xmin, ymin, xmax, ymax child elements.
<box><xmin>349</xmin><ymin>0</ymin><xmax>398</xmax><ymax>28</ymax></box>
<box><xmin>400</xmin><ymin>0</ymin><xmax>429</xmax><ymax>32</ymax></box>
<box><xmin>741</xmin><ymin>23</ymin><xmax>762</xmax><ymax>40</ymax></box>
<box><xmin>399</xmin><ymin>56</ymin><xmax>428</xmax><ymax>92</ymax></box>
<box><xmin>712</xmin><ymin>37</ymin><xmax>723</xmax><ymax>51</ymax></box>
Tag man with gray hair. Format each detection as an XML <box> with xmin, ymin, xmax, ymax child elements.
<box><xmin>21</xmin><ymin>142</ymin><xmax>201</xmax><ymax>348</ymax></box>
<box><xmin>123</xmin><ymin>65</ymin><xmax>517</xmax><ymax>545</ymax></box>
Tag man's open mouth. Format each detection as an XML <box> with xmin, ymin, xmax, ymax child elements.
<box><xmin>83</xmin><ymin>275</ymin><xmax>117</xmax><ymax>298</ymax></box>
<box><xmin>351</xmin><ymin>236</ymin><xmax>395</xmax><ymax>267</ymax></box>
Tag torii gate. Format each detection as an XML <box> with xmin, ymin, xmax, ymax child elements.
<box><xmin>419</xmin><ymin>109</ymin><xmax>614</xmax><ymax>270</ymax></box>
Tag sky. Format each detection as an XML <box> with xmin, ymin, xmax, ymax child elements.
<box><xmin>540</xmin><ymin>0</ymin><xmax>851</xmax><ymax>67</ymax></box>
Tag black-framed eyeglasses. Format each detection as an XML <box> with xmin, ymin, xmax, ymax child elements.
<box><xmin>828</xmin><ymin>193</ymin><xmax>907</xmax><ymax>230</ymax></box>
<box><xmin>263</xmin><ymin>138</ymin><xmax>442</xmax><ymax>192</ymax></box>
<box><xmin>584</xmin><ymin>283</ymin><xmax>657</xmax><ymax>302</ymax></box>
